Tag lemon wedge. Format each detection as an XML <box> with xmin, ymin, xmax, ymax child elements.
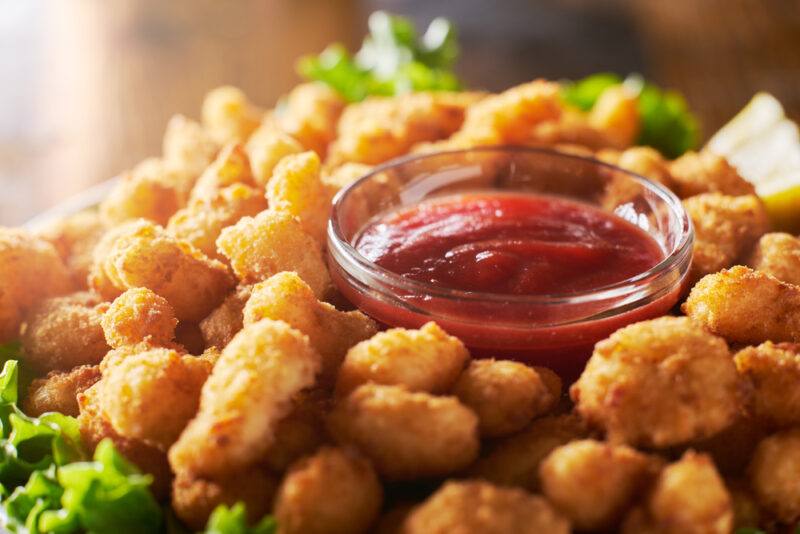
<box><xmin>706</xmin><ymin>92</ymin><xmax>800</xmax><ymax>232</ymax></box>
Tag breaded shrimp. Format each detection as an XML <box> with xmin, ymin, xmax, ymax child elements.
<box><xmin>276</xmin><ymin>83</ymin><xmax>345</xmax><ymax>157</ymax></box>
<box><xmin>168</xmin><ymin>319</ymin><xmax>321</xmax><ymax>477</ymax></box>
<box><xmin>216</xmin><ymin>210</ymin><xmax>331</xmax><ymax>297</ymax></box>
<box><xmin>36</xmin><ymin>210</ymin><xmax>106</xmax><ymax>288</ymax></box>
<box><xmin>571</xmin><ymin>316</ymin><xmax>744</xmax><ymax>448</ymax></box>
<box><xmin>748</xmin><ymin>428</ymin><xmax>800</xmax><ymax>523</ymax></box>
<box><xmin>683</xmin><ymin>266</ymin><xmax>800</xmax><ymax>344</ymax></box>
<box><xmin>322</xmin><ymin>163</ymin><xmax>373</xmax><ymax>193</ymax></box>
<box><xmin>263</xmin><ymin>390</ymin><xmax>329</xmax><ymax>472</ymax></box>
<box><xmin>669</xmin><ymin>150</ymin><xmax>756</xmax><ymax>198</ymax></box>
<box><xmin>335</xmin><ymin>322</ymin><xmax>468</xmax><ymax>397</ymax></box>
<box><xmin>245</xmin><ymin>120</ymin><xmax>304</xmax><ymax>186</ymax></box>
<box><xmin>747</xmin><ymin>232</ymin><xmax>800</xmax><ymax>286</ymax></box>
<box><xmin>21</xmin><ymin>292</ymin><xmax>109</xmax><ymax>372</ymax></box>
<box><xmin>274</xmin><ymin>447</ymin><xmax>383</xmax><ymax>534</ymax></box>
<box><xmin>328</xmin><ymin>384</ymin><xmax>479</xmax><ymax>480</ymax></box>
<box><xmin>100</xmin><ymin>158</ymin><xmax>185</xmax><ymax>226</ymax></box>
<box><xmin>201</xmin><ymin>86</ymin><xmax>262</xmax><ymax>145</ymax></box>
<box><xmin>244</xmin><ymin>272</ymin><xmax>376</xmax><ymax>386</ymax></box>
<box><xmin>189</xmin><ymin>143</ymin><xmax>258</xmax><ymax>203</ymax></box>
<box><xmin>23</xmin><ymin>364</ymin><xmax>101</xmax><ymax>417</ymax></box>
<box><xmin>735</xmin><ymin>342</ymin><xmax>800</xmax><ymax>428</ymax></box>
<box><xmin>100</xmin><ymin>287</ymin><xmax>177</xmax><ymax>348</ymax></box>
<box><xmin>401</xmin><ymin>480</ymin><xmax>570</xmax><ymax>534</ymax></box>
<box><xmin>199</xmin><ymin>285</ymin><xmax>251</xmax><ymax>349</ymax></box>
<box><xmin>162</xmin><ymin>114</ymin><xmax>219</xmax><ymax>180</ymax></box>
<box><xmin>587</xmin><ymin>85</ymin><xmax>640</xmax><ymax>148</ymax></box>
<box><xmin>453</xmin><ymin>359</ymin><xmax>557</xmax><ymax>438</ymax></box>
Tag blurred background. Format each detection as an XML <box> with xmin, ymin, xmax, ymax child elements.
<box><xmin>2</xmin><ymin>0</ymin><xmax>798</xmax><ymax>225</ymax></box>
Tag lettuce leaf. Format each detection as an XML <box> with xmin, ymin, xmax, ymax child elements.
<box><xmin>204</xmin><ymin>503</ymin><xmax>277</xmax><ymax>534</ymax></box>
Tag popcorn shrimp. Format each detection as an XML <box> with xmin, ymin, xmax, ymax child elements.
<box><xmin>201</xmin><ymin>86</ymin><xmax>262</xmax><ymax>145</ymax></box>
<box><xmin>276</xmin><ymin>82</ymin><xmax>345</xmax><ymax>157</ymax></box>
<box><xmin>199</xmin><ymin>285</ymin><xmax>251</xmax><ymax>349</ymax></box>
<box><xmin>36</xmin><ymin>210</ymin><xmax>106</xmax><ymax>288</ymax></box>
<box><xmin>748</xmin><ymin>428</ymin><xmax>800</xmax><ymax>523</ymax></box>
<box><xmin>162</xmin><ymin>114</ymin><xmax>219</xmax><ymax>179</ymax></box>
<box><xmin>747</xmin><ymin>232</ymin><xmax>800</xmax><ymax>286</ymax></box>
<box><xmin>735</xmin><ymin>342</ymin><xmax>800</xmax><ymax>428</ymax></box>
<box><xmin>100</xmin><ymin>287</ymin><xmax>177</xmax><ymax>348</ymax></box>
<box><xmin>189</xmin><ymin>143</ymin><xmax>258</xmax><ymax>203</ymax></box>
<box><xmin>245</xmin><ymin>121</ymin><xmax>304</xmax><ymax>186</ymax></box>
<box><xmin>669</xmin><ymin>150</ymin><xmax>756</xmax><ymax>198</ymax></box>
<box><xmin>23</xmin><ymin>364</ymin><xmax>101</xmax><ymax>417</ymax></box>
<box><xmin>100</xmin><ymin>158</ymin><xmax>185</xmax><ymax>226</ymax></box>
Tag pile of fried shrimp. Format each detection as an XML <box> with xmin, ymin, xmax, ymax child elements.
<box><xmin>2</xmin><ymin>79</ymin><xmax>800</xmax><ymax>534</ymax></box>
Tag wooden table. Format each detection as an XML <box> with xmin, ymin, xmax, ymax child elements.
<box><xmin>2</xmin><ymin>0</ymin><xmax>798</xmax><ymax>225</ymax></box>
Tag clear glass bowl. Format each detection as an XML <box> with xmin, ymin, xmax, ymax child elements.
<box><xmin>328</xmin><ymin>147</ymin><xmax>693</xmax><ymax>377</ymax></box>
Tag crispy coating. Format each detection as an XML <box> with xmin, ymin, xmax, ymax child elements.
<box><xmin>162</xmin><ymin>114</ymin><xmax>219</xmax><ymax>180</ymax></box>
<box><xmin>598</xmin><ymin>147</ymin><xmax>676</xmax><ymax>210</ymax></box>
<box><xmin>540</xmin><ymin>439</ymin><xmax>662</xmax><ymax>531</ymax></box>
<box><xmin>199</xmin><ymin>285</ymin><xmax>251</xmax><ymax>349</ymax></box>
<box><xmin>468</xmin><ymin>414</ymin><xmax>587</xmax><ymax>491</ymax></box>
<box><xmin>189</xmin><ymin>143</ymin><xmax>258</xmax><ymax>203</ymax></box>
<box><xmin>0</xmin><ymin>228</ymin><xmax>73</xmax><ymax>342</ymax></box>
<box><xmin>277</xmin><ymin>83</ymin><xmax>345</xmax><ymax>157</ymax></box>
<box><xmin>263</xmin><ymin>390</ymin><xmax>329</xmax><ymax>472</ymax></box>
<box><xmin>95</xmin><ymin>219</ymin><xmax>234</xmax><ymax>322</ymax></box>
<box><xmin>322</xmin><ymin>163</ymin><xmax>373</xmax><ymax>192</ymax></box>
<box><xmin>87</xmin><ymin>221</ymin><xmax>139</xmax><ymax>300</ymax></box>
<box><xmin>571</xmin><ymin>316</ymin><xmax>743</xmax><ymax>448</ymax></box>
<box><xmin>245</xmin><ymin>120</ymin><xmax>304</xmax><ymax>186</ymax></box>
<box><xmin>172</xmin><ymin>469</ymin><xmax>278</xmax><ymax>531</ymax></box>
<box><xmin>168</xmin><ymin>319</ymin><xmax>321</xmax><ymax>477</ymax></box>
<box><xmin>328</xmin><ymin>384</ymin><xmax>479</xmax><ymax>480</ymax></box>
<box><xmin>266</xmin><ymin>151</ymin><xmax>335</xmax><ymax>244</ymax></box>
<box><xmin>622</xmin><ymin>451</ymin><xmax>733</xmax><ymax>534</ymax></box>
<box><xmin>747</xmin><ymin>232</ymin><xmax>800</xmax><ymax>285</ymax></box>
<box><xmin>669</xmin><ymin>150</ymin><xmax>756</xmax><ymax>198</ymax></box>
<box><xmin>401</xmin><ymin>480</ymin><xmax>569</xmax><ymax>534</ymax></box>
<box><xmin>748</xmin><ymin>428</ymin><xmax>800</xmax><ymax>523</ymax></box>
<box><xmin>274</xmin><ymin>447</ymin><xmax>383</xmax><ymax>534</ymax></box>
<box><xmin>99</xmin><ymin>347</ymin><xmax>211</xmax><ymax>450</ymax></box>
<box><xmin>328</xmin><ymin>92</ymin><xmax>477</xmax><ymax>165</ymax></box>
<box><xmin>100</xmin><ymin>158</ymin><xmax>185</xmax><ymax>226</ymax></box>
<box><xmin>587</xmin><ymin>85</ymin><xmax>640</xmax><ymax>148</ymax></box>
<box><xmin>36</xmin><ymin>210</ymin><xmax>106</xmax><ymax>288</ymax></box>
<box><xmin>201</xmin><ymin>85</ymin><xmax>262</xmax><ymax>144</ymax></box>
<box><xmin>683</xmin><ymin>194</ymin><xmax>769</xmax><ymax>281</ymax></box>
<box><xmin>244</xmin><ymin>272</ymin><xmax>376</xmax><ymax>386</ymax></box>
<box><xmin>735</xmin><ymin>342</ymin><xmax>800</xmax><ymax>428</ymax></box>
<box><xmin>335</xmin><ymin>322</ymin><xmax>468</xmax><ymax>397</ymax></box>
<box><xmin>21</xmin><ymin>292</ymin><xmax>109</xmax><ymax>373</ymax></box>
<box><xmin>23</xmin><ymin>364</ymin><xmax>101</xmax><ymax>417</ymax></box>
<box><xmin>217</xmin><ymin>210</ymin><xmax>331</xmax><ymax>297</ymax></box>
<box><xmin>683</xmin><ymin>266</ymin><xmax>800</xmax><ymax>344</ymax></box>
<box><xmin>101</xmin><ymin>287</ymin><xmax>177</xmax><ymax>348</ymax></box>
<box><xmin>168</xmin><ymin>183</ymin><xmax>267</xmax><ymax>260</ymax></box>
<box><xmin>452</xmin><ymin>359</ymin><xmax>557</xmax><ymax>438</ymax></box>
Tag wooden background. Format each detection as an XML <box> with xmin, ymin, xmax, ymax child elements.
<box><xmin>1</xmin><ymin>0</ymin><xmax>798</xmax><ymax>225</ymax></box>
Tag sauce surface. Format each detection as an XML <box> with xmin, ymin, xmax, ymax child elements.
<box><xmin>355</xmin><ymin>192</ymin><xmax>665</xmax><ymax>295</ymax></box>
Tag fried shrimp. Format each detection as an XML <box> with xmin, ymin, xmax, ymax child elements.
<box><xmin>453</xmin><ymin>359</ymin><xmax>557</xmax><ymax>437</ymax></box>
<box><xmin>199</xmin><ymin>285</ymin><xmax>251</xmax><ymax>349</ymax></box>
<box><xmin>23</xmin><ymin>365</ymin><xmax>101</xmax><ymax>417</ymax></box>
<box><xmin>189</xmin><ymin>143</ymin><xmax>258</xmax><ymax>203</ymax></box>
<box><xmin>21</xmin><ymin>292</ymin><xmax>109</xmax><ymax>372</ymax></box>
<box><xmin>401</xmin><ymin>480</ymin><xmax>570</xmax><ymax>534</ymax></box>
<box><xmin>274</xmin><ymin>447</ymin><xmax>383</xmax><ymax>534</ymax></box>
<box><xmin>217</xmin><ymin>210</ymin><xmax>331</xmax><ymax>297</ymax></box>
<box><xmin>335</xmin><ymin>322</ymin><xmax>468</xmax><ymax>397</ymax></box>
<box><xmin>168</xmin><ymin>319</ymin><xmax>321</xmax><ymax>477</ymax></box>
<box><xmin>587</xmin><ymin>85</ymin><xmax>640</xmax><ymax>148</ymax></box>
<box><xmin>263</xmin><ymin>390</ymin><xmax>329</xmax><ymax>472</ymax></box>
<box><xmin>100</xmin><ymin>287</ymin><xmax>177</xmax><ymax>348</ymax></box>
<box><xmin>328</xmin><ymin>384</ymin><xmax>479</xmax><ymax>480</ymax></box>
<box><xmin>683</xmin><ymin>266</ymin><xmax>800</xmax><ymax>344</ymax></box>
<box><xmin>243</xmin><ymin>272</ymin><xmax>376</xmax><ymax>386</ymax></box>
<box><xmin>201</xmin><ymin>85</ymin><xmax>262</xmax><ymax>145</ymax></box>
<box><xmin>245</xmin><ymin>121</ymin><xmax>304</xmax><ymax>186</ymax></box>
<box><xmin>735</xmin><ymin>342</ymin><xmax>800</xmax><ymax>428</ymax></box>
<box><xmin>571</xmin><ymin>316</ymin><xmax>744</xmax><ymax>448</ymax></box>
<box><xmin>540</xmin><ymin>439</ymin><xmax>662</xmax><ymax>531</ymax></box>
<box><xmin>747</xmin><ymin>232</ymin><xmax>800</xmax><ymax>286</ymax></box>
<box><xmin>162</xmin><ymin>114</ymin><xmax>219</xmax><ymax>180</ymax></box>
<box><xmin>748</xmin><ymin>429</ymin><xmax>800</xmax><ymax>523</ymax></box>
<box><xmin>36</xmin><ymin>210</ymin><xmax>106</xmax><ymax>288</ymax></box>
<box><xmin>276</xmin><ymin>82</ymin><xmax>345</xmax><ymax>157</ymax></box>
<box><xmin>669</xmin><ymin>149</ymin><xmax>756</xmax><ymax>198</ymax></box>
<box><xmin>94</xmin><ymin>219</ymin><xmax>234</xmax><ymax>322</ymax></box>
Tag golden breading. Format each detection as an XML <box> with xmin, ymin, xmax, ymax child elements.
<box><xmin>669</xmin><ymin>150</ymin><xmax>756</xmax><ymax>198</ymax></box>
<box><xmin>100</xmin><ymin>287</ymin><xmax>177</xmax><ymax>348</ymax></box>
<box><xmin>201</xmin><ymin>85</ymin><xmax>262</xmax><ymax>145</ymax></box>
<box><xmin>533</xmin><ymin>365</ymin><xmax>563</xmax><ymax>401</ymax></box>
<box><xmin>598</xmin><ymin>146</ymin><xmax>676</xmax><ymax>189</ymax></box>
<box><xmin>401</xmin><ymin>480</ymin><xmax>570</xmax><ymax>534</ymax></box>
<box><xmin>36</xmin><ymin>210</ymin><xmax>106</xmax><ymax>288</ymax></box>
<box><xmin>451</xmin><ymin>80</ymin><xmax>562</xmax><ymax>145</ymax></box>
<box><xmin>468</xmin><ymin>414</ymin><xmax>587</xmax><ymax>491</ymax></box>
<box><xmin>747</xmin><ymin>232</ymin><xmax>800</xmax><ymax>285</ymax></box>
<box><xmin>683</xmin><ymin>193</ymin><xmax>769</xmax><ymax>282</ymax></box>
<box><xmin>328</xmin><ymin>384</ymin><xmax>479</xmax><ymax>480</ymax></box>
<box><xmin>587</xmin><ymin>85</ymin><xmax>640</xmax><ymax>148</ymax></box>
<box><xmin>263</xmin><ymin>390</ymin><xmax>329</xmax><ymax>473</ymax></box>
<box><xmin>335</xmin><ymin>322</ymin><xmax>468</xmax><ymax>397</ymax></box>
<box><xmin>622</xmin><ymin>451</ymin><xmax>733</xmax><ymax>534</ymax></box>
<box><xmin>327</xmin><ymin>91</ymin><xmax>478</xmax><ymax>165</ymax></box>
<box><xmin>683</xmin><ymin>266</ymin><xmax>800</xmax><ymax>344</ymax></box>
<box><xmin>274</xmin><ymin>447</ymin><xmax>383</xmax><ymax>534</ymax></box>
<box><xmin>735</xmin><ymin>342</ymin><xmax>800</xmax><ymax>428</ymax></box>
<box><xmin>100</xmin><ymin>158</ymin><xmax>185</xmax><ymax>226</ymax></box>
<box><xmin>189</xmin><ymin>143</ymin><xmax>258</xmax><ymax>203</ymax></box>
<box><xmin>172</xmin><ymin>469</ymin><xmax>278</xmax><ymax>531</ymax></box>
<box><xmin>87</xmin><ymin>222</ymin><xmax>140</xmax><ymax>300</ymax></box>
<box><xmin>571</xmin><ymin>316</ymin><xmax>744</xmax><ymax>448</ymax></box>
<box><xmin>748</xmin><ymin>429</ymin><xmax>800</xmax><ymax>523</ymax></box>
<box><xmin>539</xmin><ymin>439</ymin><xmax>662</xmax><ymax>531</ymax></box>
<box><xmin>99</xmin><ymin>347</ymin><xmax>211</xmax><ymax>451</ymax></box>
<box><xmin>245</xmin><ymin>120</ymin><xmax>304</xmax><ymax>186</ymax></box>
<box><xmin>244</xmin><ymin>272</ymin><xmax>376</xmax><ymax>387</ymax></box>
<box><xmin>167</xmin><ymin>183</ymin><xmax>267</xmax><ymax>260</ymax></box>
<box><xmin>322</xmin><ymin>163</ymin><xmax>373</xmax><ymax>193</ymax></box>
<box><xmin>199</xmin><ymin>285</ymin><xmax>251</xmax><ymax>349</ymax></box>
<box><xmin>23</xmin><ymin>364</ymin><xmax>101</xmax><ymax>417</ymax></box>
<box><xmin>266</xmin><ymin>151</ymin><xmax>335</xmax><ymax>244</ymax></box>
<box><xmin>216</xmin><ymin>210</ymin><xmax>331</xmax><ymax>297</ymax></box>
<box><xmin>162</xmin><ymin>114</ymin><xmax>219</xmax><ymax>180</ymax></box>
<box><xmin>276</xmin><ymin>82</ymin><xmax>345</xmax><ymax>157</ymax></box>
<box><xmin>95</xmin><ymin>219</ymin><xmax>234</xmax><ymax>322</ymax></box>
<box><xmin>0</xmin><ymin>228</ymin><xmax>73</xmax><ymax>342</ymax></box>
<box><xmin>21</xmin><ymin>292</ymin><xmax>109</xmax><ymax>373</ymax></box>
<box><xmin>452</xmin><ymin>359</ymin><xmax>557</xmax><ymax>438</ymax></box>
<box><xmin>168</xmin><ymin>319</ymin><xmax>321</xmax><ymax>477</ymax></box>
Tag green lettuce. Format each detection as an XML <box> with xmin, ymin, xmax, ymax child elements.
<box><xmin>203</xmin><ymin>503</ymin><xmax>277</xmax><ymax>534</ymax></box>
